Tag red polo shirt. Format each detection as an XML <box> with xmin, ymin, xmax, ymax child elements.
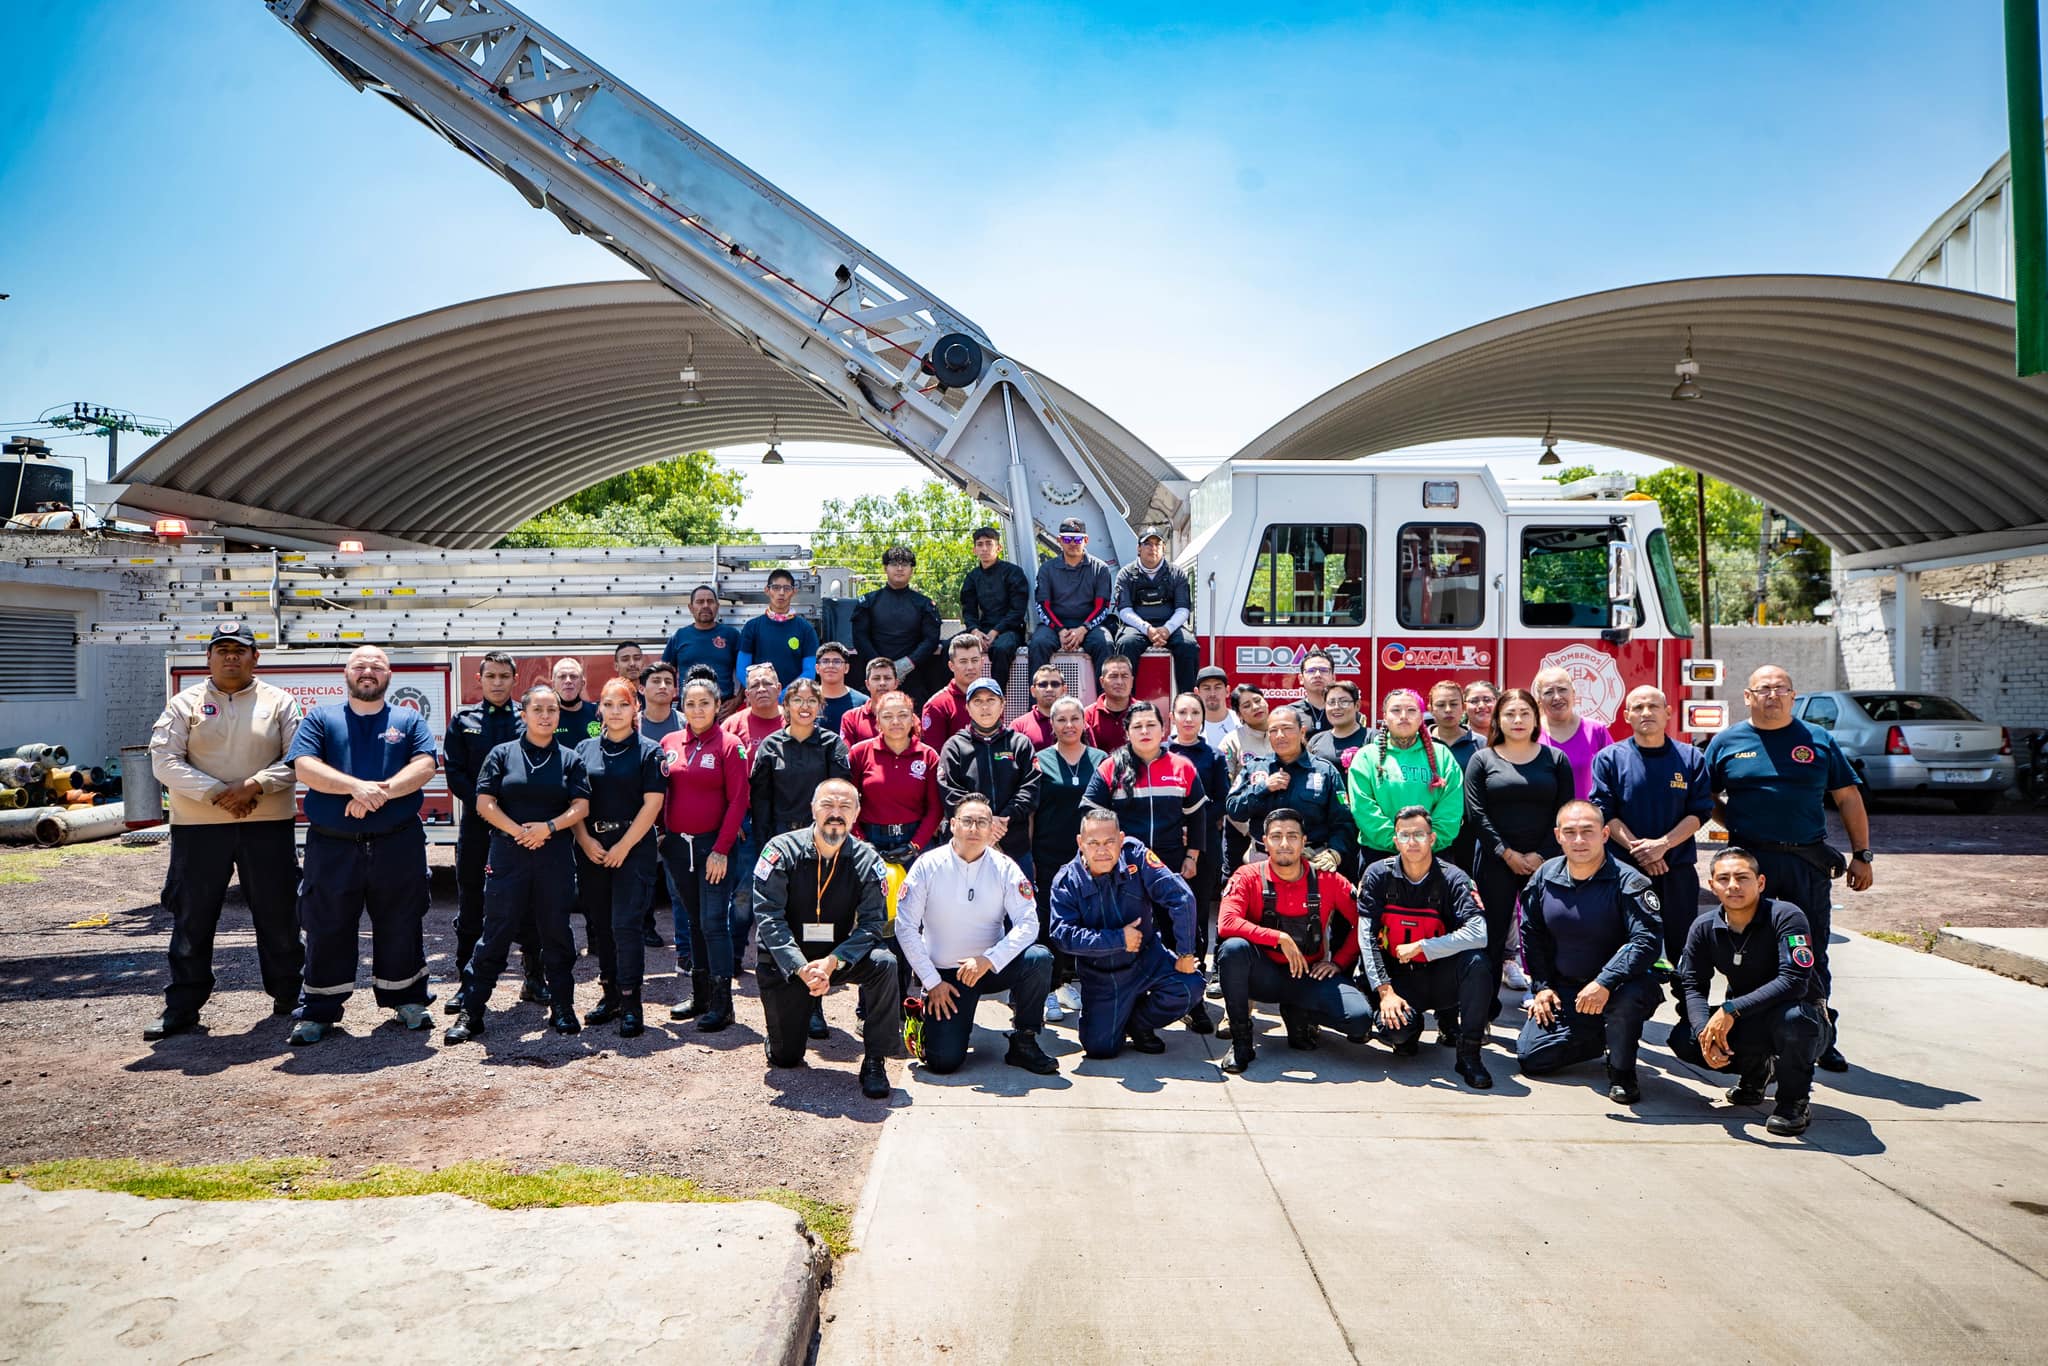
<box><xmin>848</xmin><ymin>736</ymin><xmax>942</xmax><ymax>849</ymax></box>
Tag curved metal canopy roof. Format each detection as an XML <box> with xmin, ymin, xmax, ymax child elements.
<box><xmin>116</xmin><ymin>282</ymin><xmax>1182</xmax><ymax>550</ymax></box>
<box><xmin>1233</xmin><ymin>274</ymin><xmax>2048</xmax><ymax>558</ymax></box>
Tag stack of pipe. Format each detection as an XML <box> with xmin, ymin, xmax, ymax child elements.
<box><xmin>0</xmin><ymin>745</ymin><xmax>125</xmax><ymax>844</ymax></box>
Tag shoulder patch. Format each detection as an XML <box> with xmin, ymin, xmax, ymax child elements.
<box><xmin>1144</xmin><ymin>849</ymin><xmax>1164</xmax><ymax>868</ymax></box>
<box><xmin>1020</xmin><ymin>879</ymin><xmax>1036</xmax><ymax>901</ymax></box>
<box><xmin>1640</xmin><ymin>889</ymin><xmax>1660</xmax><ymax>914</ymax></box>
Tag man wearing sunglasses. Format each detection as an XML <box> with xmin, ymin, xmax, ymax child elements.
<box><xmin>1009</xmin><ymin>665</ymin><xmax>1068</xmax><ymax>751</ymax></box>
<box><xmin>1028</xmin><ymin>516</ymin><xmax>1114</xmax><ymax>682</ymax></box>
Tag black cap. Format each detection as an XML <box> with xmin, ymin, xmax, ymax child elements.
<box><xmin>1195</xmin><ymin>665</ymin><xmax>1229</xmax><ymax>684</ymax></box>
<box><xmin>207</xmin><ymin>619</ymin><xmax>257</xmax><ymax>649</ymax></box>
<box><xmin>1057</xmin><ymin>517</ymin><xmax>1087</xmax><ymax>535</ymax></box>
<box><xmin>1138</xmin><ymin>526</ymin><xmax>1165</xmax><ymax>543</ymax></box>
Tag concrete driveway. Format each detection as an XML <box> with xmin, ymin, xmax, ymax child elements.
<box><xmin>820</xmin><ymin>933</ymin><xmax>2047</xmax><ymax>1364</ymax></box>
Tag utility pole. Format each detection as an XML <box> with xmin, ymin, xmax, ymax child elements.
<box><xmin>1754</xmin><ymin>501</ymin><xmax>1774</xmax><ymax>625</ymax></box>
<box><xmin>1693</xmin><ymin>469</ymin><xmax>1713</xmax><ymax>656</ymax></box>
<box><xmin>2008</xmin><ymin>0</ymin><xmax>2047</xmax><ymax>374</ymax></box>
<box><xmin>42</xmin><ymin>404</ymin><xmax>173</xmax><ymax>482</ymax></box>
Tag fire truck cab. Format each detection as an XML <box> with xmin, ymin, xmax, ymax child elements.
<box><xmin>1178</xmin><ymin>462</ymin><xmax>1695</xmax><ymax>732</ymax></box>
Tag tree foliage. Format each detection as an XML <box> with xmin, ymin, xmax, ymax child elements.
<box><xmin>500</xmin><ymin>450</ymin><xmax>757</xmax><ymax>547</ymax></box>
<box><xmin>1548</xmin><ymin>464</ymin><xmax>1831</xmax><ymax>625</ymax></box>
<box><xmin>811</xmin><ymin>481</ymin><xmax>985</xmax><ymax>609</ymax></box>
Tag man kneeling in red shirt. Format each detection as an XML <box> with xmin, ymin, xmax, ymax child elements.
<box><xmin>1215</xmin><ymin>807</ymin><xmax>1374</xmax><ymax>1074</ymax></box>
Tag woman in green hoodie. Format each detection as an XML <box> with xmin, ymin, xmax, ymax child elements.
<box><xmin>1345</xmin><ymin>688</ymin><xmax>1464</xmax><ymax>865</ymax></box>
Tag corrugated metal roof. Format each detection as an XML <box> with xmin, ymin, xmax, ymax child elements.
<box><xmin>1232</xmin><ymin>275</ymin><xmax>2048</xmax><ymax>556</ymax></box>
<box><xmin>115</xmin><ymin>282</ymin><xmax>1181</xmax><ymax>550</ymax></box>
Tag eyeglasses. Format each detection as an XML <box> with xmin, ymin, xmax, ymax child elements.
<box><xmin>1300</xmin><ymin>664</ymin><xmax>1332</xmax><ymax>675</ymax></box>
<box><xmin>953</xmin><ymin>816</ymin><xmax>993</xmax><ymax>829</ymax></box>
<box><xmin>1034</xmin><ymin>679</ymin><xmax>1064</xmax><ymax>689</ymax></box>
<box><xmin>1537</xmin><ymin>687</ymin><xmax>1572</xmax><ymax>698</ymax></box>
<box><xmin>1392</xmin><ymin>830</ymin><xmax>1432</xmax><ymax>844</ymax></box>
<box><xmin>1058</xmin><ymin>534</ymin><xmax>1086</xmax><ymax>544</ymax></box>
<box><xmin>1746</xmin><ymin>685</ymin><xmax>1793</xmax><ymax>696</ymax></box>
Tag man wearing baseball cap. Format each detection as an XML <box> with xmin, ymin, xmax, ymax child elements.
<box><xmin>144</xmin><ymin>621</ymin><xmax>305</xmax><ymax>1041</ymax></box>
<box><xmin>936</xmin><ymin>678</ymin><xmax>1040</xmax><ymax>868</ymax></box>
<box><xmin>1111</xmin><ymin>526</ymin><xmax>1199</xmax><ymax>697</ymax></box>
<box><xmin>1028</xmin><ymin>517</ymin><xmax>1114</xmax><ymax>682</ymax></box>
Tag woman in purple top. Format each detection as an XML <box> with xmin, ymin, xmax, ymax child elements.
<box><xmin>1532</xmin><ymin>666</ymin><xmax>1612</xmax><ymax>802</ymax></box>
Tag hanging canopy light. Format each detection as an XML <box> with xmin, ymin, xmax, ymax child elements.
<box><xmin>1537</xmin><ymin>417</ymin><xmax>1561</xmax><ymax>466</ymax></box>
<box><xmin>1671</xmin><ymin>328</ymin><xmax>1703</xmax><ymax>401</ymax></box>
<box><xmin>761</xmin><ymin>416</ymin><xmax>785</xmax><ymax>465</ymax></box>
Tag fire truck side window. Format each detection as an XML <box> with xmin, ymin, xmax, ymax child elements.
<box><xmin>1645</xmin><ymin>528</ymin><xmax>1693</xmax><ymax>638</ymax></box>
<box><xmin>1241</xmin><ymin>524</ymin><xmax>1366</xmax><ymax>628</ymax></box>
<box><xmin>1395</xmin><ymin>523</ymin><xmax>1485</xmax><ymax>629</ymax></box>
<box><xmin>1519</xmin><ymin>525</ymin><xmax>1615</xmax><ymax>629</ymax></box>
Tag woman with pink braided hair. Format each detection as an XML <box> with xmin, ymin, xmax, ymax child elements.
<box><xmin>1344</xmin><ymin>688</ymin><xmax>1465</xmax><ymax>864</ymax></box>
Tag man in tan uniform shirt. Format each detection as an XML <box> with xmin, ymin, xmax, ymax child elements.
<box><xmin>144</xmin><ymin>621</ymin><xmax>305</xmax><ymax>1040</ymax></box>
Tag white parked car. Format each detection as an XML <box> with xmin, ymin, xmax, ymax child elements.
<box><xmin>1794</xmin><ymin>691</ymin><xmax>2015</xmax><ymax>813</ymax></box>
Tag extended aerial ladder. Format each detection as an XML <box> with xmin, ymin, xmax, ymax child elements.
<box><xmin>261</xmin><ymin>0</ymin><xmax>1153</xmax><ymax>570</ymax></box>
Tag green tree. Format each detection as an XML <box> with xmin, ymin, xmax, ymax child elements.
<box><xmin>1547</xmin><ymin>465</ymin><xmax>1832</xmax><ymax>626</ymax></box>
<box><xmin>500</xmin><ymin>450</ymin><xmax>757</xmax><ymax>547</ymax></box>
<box><xmin>811</xmin><ymin>481</ymin><xmax>985</xmax><ymax>610</ymax></box>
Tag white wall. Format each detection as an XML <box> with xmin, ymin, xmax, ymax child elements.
<box><xmin>1835</xmin><ymin>553</ymin><xmax>2048</xmax><ymax>728</ymax></box>
<box><xmin>0</xmin><ymin>533</ymin><xmax>168</xmax><ymax>769</ymax></box>
<box><xmin>1705</xmin><ymin>624</ymin><xmax>1842</xmax><ymax>707</ymax></box>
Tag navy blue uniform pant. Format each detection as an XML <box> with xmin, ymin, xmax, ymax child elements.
<box><xmin>1027</xmin><ymin>624</ymin><xmax>1112</xmax><ymax>680</ymax></box>
<box><xmin>576</xmin><ymin>838</ymin><xmax>657</xmax><ymax>1001</ymax></box>
<box><xmin>1744</xmin><ymin>846</ymin><xmax>1835</xmax><ymax>1000</ymax></box>
<box><xmin>664</xmin><ymin>831</ymin><xmax>736</xmax><ymax>981</ymax></box>
<box><xmin>460</xmin><ymin>835</ymin><xmax>577</xmax><ymax>1013</ymax></box>
<box><xmin>1668</xmin><ymin>1000</ymin><xmax>1824</xmax><ymax>1106</ymax></box>
<box><xmin>161</xmin><ymin>818</ymin><xmax>302</xmax><ymax>1016</ymax></box>
<box><xmin>1644</xmin><ymin>862</ymin><xmax>1705</xmax><ymax>971</ymax></box>
<box><xmin>1216</xmin><ymin>937</ymin><xmax>1373</xmax><ymax>1041</ymax></box>
<box><xmin>1376</xmin><ymin>947</ymin><xmax>1495</xmax><ymax>1049</ymax></box>
<box><xmin>1516</xmin><ymin>975</ymin><xmax>1662</xmax><ymax>1076</ymax></box>
<box><xmin>1111</xmin><ymin>626</ymin><xmax>1200</xmax><ymax>698</ymax></box>
<box><xmin>758</xmin><ymin>950</ymin><xmax>900</xmax><ymax>1068</ymax></box>
<box><xmin>917</xmin><ymin>945</ymin><xmax>1055</xmax><ymax>1074</ymax></box>
<box><xmin>295</xmin><ymin>824</ymin><xmax>431</xmax><ymax>1025</ymax></box>
<box><xmin>456</xmin><ymin>814</ymin><xmax>537</xmax><ymax>980</ymax></box>
<box><xmin>1074</xmin><ymin>940</ymin><xmax>1202</xmax><ymax>1058</ymax></box>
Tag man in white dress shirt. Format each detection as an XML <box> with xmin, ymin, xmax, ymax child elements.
<box><xmin>894</xmin><ymin>793</ymin><xmax>1060</xmax><ymax>1076</ymax></box>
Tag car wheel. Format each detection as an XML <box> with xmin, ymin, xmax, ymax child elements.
<box><xmin>1953</xmin><ymin>792</ymin><xmax>1998</xmax><ymax>815</ymax></box>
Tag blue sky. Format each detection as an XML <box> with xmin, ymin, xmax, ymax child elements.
<box><xmin>0</xmin><ymin>1</ymin><xmax>2019</xmax><ymax>534</ymax></box>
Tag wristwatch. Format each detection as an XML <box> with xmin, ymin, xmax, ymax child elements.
<box><xmin>1851</xmin><ymin>849</ymin><xmax>1875</xmax><ymax>863</ymax></box>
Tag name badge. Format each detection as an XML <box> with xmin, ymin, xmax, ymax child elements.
<box><xmin>801</xmin><ymin>922</ymin><xmax>835</xmax><ymax>944</ymax></box>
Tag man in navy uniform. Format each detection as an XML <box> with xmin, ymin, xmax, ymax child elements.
<box><xmin>284</xmin><ymin>645</ymin><xmax>439</xmax><ymax>1045</ymax></box>
<box><xmin>1048</xmin><ymin>807</ymin><xmax>1203</xmax><ymax>1058</ymax></box>
<box><xmin>1224</xmin><ymin>706</ymin><xmax>1351</xmax><ymax>872</ymax></box>
<box><xmin>662</xmin><ymin>584</ymin><xmax>738</xmax><ymax>700</ymax></box>
<box><xmin>1110</xmin><ymin>527</ymin><xmax>1200</xmax><ymax>697</ymax></box>
<box><xmin>955</xmin><ymin>525</ymin><xmax>1031</xmax><ymax>690</ymax></box>
<box><xmin>443</xmin><ymin>650</ymin><xmax>545</xmax><ymax>1010</ymax></box>
<box><xmin>1515</xmin><ymin>800</ymin><xmax>1665</xmax><ymax>1102</ymax></box>
<box><xmin>1704</xmin><ymin>664</ymin><xmax>1873</xmax><ymax>1073</ymax></box>
<box><xmin>1591</xmin><ymin>684</ymin><xmax>1715</xmax><ymax>977</ymax></box>
<box><xmin>1669</xmin><ymin>846</ymin><xmax>1827</xmax><ymax>1137</ymax></box>
<box><xmin>852</xmin><ymin>544</ymin><xmax>944</xmax><ymax>705</ymax></box>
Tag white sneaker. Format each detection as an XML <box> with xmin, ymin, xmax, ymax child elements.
<box><xmin>1054</xmin><ymin>983</ymin><xmax>1083</xmax><ymax>1015</ymax></box>
<box><xmin>1043</xmin><ymin>992</ymin><xmax>1065</xmax><ymax>1023</ymax></box>
<box><xmin>1502</xmin><ymin>961</ymin><xmax>1531</xmax><ymax>991</ymax></box>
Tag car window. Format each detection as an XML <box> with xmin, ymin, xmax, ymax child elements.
<box><xmin>1855</xmin><ymin>694</ymin><xmax>1978</xmax><ymax>723</ymax></box>
<box><xmin>1803</xmin><ymin>697</ymin><xmax>1838</xmax><ymax>730</ymax></box>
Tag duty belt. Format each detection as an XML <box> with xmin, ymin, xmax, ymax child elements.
<box><xmin>309</xmin><ymin>823</ymin><xmax>409</xmax><ymax>844</ymax></box>
<box><xmin>866</xmin><ymin>821</ymin><xmax>920</xmax><ymax>845</ymax></box>
<box><xmin>590</xmin><ymin>820</ymin><xmax>629</xmax><ymax>835</ymax></box>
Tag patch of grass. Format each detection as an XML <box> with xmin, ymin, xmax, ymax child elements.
<box><xmin>1862</xmin><ymin>928</ymin><xmax>1938</xmax><ymax>953</ymax></box>
<box><xmin>0</xmin><ymin>839</ymin><xmax>161</xmax><ymax>885</ymax></box>
<box><xmin>4</xmin><ymin>1158</ymin><xmax>853</xmax><ymax>1255</ymax></box>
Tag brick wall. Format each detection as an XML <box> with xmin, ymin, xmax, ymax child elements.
<box><xmin>1834</xmin><ymin>553</ymin><xmax>2048</xmax><ymax>729</ymax></box>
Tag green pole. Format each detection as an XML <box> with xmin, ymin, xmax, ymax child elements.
<box><xmin>2008</xmin><ymin>0</ymin><xmax>2048</xmax><ymax>375</ymax></box>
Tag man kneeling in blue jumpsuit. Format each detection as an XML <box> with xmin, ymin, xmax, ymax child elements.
<box><xmin>1048</xmin><ymin>807</ymin><xmax>1203</xmax><ymax>1058</ymax></box>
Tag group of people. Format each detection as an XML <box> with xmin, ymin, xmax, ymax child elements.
<box><xmin>143</xmin><ymin>530</ymin><xmax>1873</xmax><ymax>1132</ymax></box>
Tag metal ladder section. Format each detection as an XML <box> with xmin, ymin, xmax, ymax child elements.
<box><xmin>264</xmin><ymin>0</ymin><xmax>1144</xmax><ymax>569</ymax></box>
<box><xmin>25</xmin><ymin>543</ymin><xmax>822</xmax><ymax>647</ymax></box>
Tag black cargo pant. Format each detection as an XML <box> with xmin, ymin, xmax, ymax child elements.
<box><xmin>161</xmin><ymin>818</ymin><xmax>303</xmax><ymax>1016</ymax></box>
<box><xmin>1667</xmin><ymin>1000</ymin><xmax>1824</xmax><ymax>1105</ymax></box>
<box><xmin>1377</xmin><ymin>948</ymin><xmax>1496</xmax><ymax>1049</ymax></box>
<box><xmin>456</xmin><ymin>813</ymin><xmax>538</xmax><ymax>980</ymax></box>
<box><xmin>758</xmin><ymin>949</ymin><xmax>900</xmax><ymax>1067</ymax></box>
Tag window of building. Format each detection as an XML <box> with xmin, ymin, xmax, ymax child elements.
<box><xmin>0</xmin><ymin>608</ymin><xmax>80</xmax><ymax>699</ymax></box>
<box><xmin>1241</xmin><ymin>524</ymin><xmax>1365</xmax><ymax>628</ymax></box>
<box><xmin>1395</xmin><ymin>523</ymin><xmax>1485</xmax><ymax>629</ymax></box>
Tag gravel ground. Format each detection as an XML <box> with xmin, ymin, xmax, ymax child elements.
<box><xmin>0</xmin><ymin>841</ymin><xmax>888</xmax><ymax>1208</ymax></box>
<box><xmin>1</xmin><ymin>798</ymin><xmax>2041</xmax><ymax>1205</ymax></box>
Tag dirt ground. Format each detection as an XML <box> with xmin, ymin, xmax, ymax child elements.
<box><xmin>0</xmin><ymin>842</ymin><xmax>888</xmax><ymax>1209</ymax></box>
<box><xmin>1</xmin><ymin>797</ymin><xmax>2042</xmax><ymax>1208</ymax></box>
